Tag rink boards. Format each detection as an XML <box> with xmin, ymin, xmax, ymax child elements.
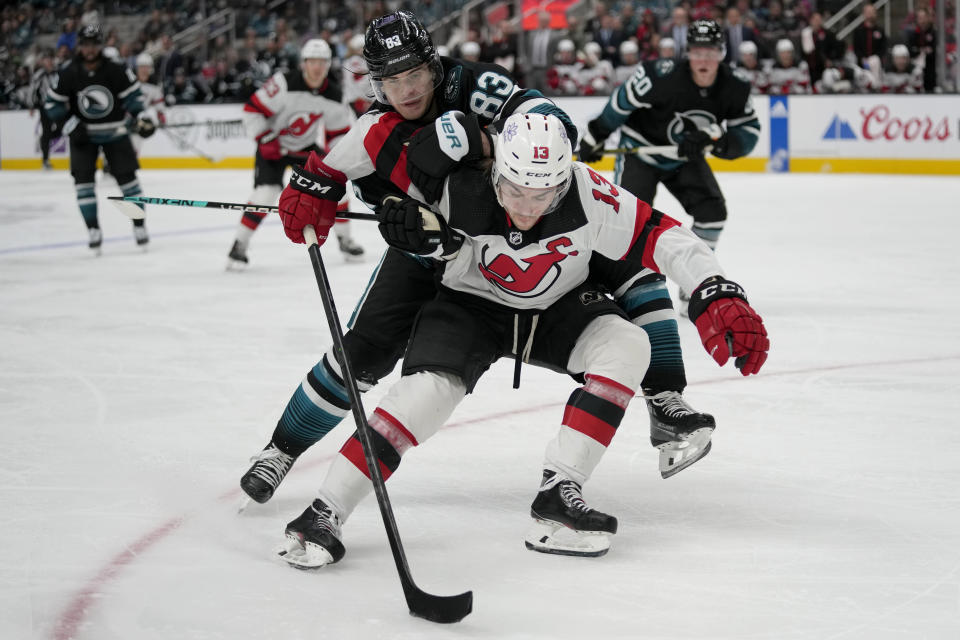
<box><xmin>1</xmin><ymin>95</ymin><xmax>958</xmax><ymax>174</ymax></box>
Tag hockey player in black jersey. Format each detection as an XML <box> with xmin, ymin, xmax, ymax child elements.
<box><xmin>44</xmin><ymin>24</ymin><xmax>156</xmax><ymax>253</ymax></box>
<box><xmin>277</xmin><ymin>113</ymin><xmax>769</xmax><ymax>566</ymax></box>
<box><xmin>579</xmin><ymin>19</ymin><xmax>761</xmax><ymax>305</ymax></box>
<box><xmin>239</xmin><ymin>11</ymin><xmax>715</xmax><ymax>511</ymax></box>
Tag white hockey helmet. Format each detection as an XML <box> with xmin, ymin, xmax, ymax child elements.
<box><xmin>102</xmin><ymin>46</ymin><xmax>120</xmax><ymax>61</ymax></box>
<box><xmin>739</xmin><ymin>40</ymin><xmax>758</xmax><ymax>56</ymax></box>
<box><xmin>300</xmin><ymin>38</ymin><xmax>332</xmax><ymax>61</ymax></box>
<box><xmin>348</xmin><ymin>33</ymin><xmax>365</xmax><ymax>52</ymax></box>
<box><xmin>492</xmin><ymin>113</ymin><xmax>573</xmax><ymax>216</ymax></box>
<box><xmin>460</xmin><ymin>41</ymin><xmax>480</xmax><ymax>59</ymax></box>
<box><xmin>892</xmin><ymin>43</ymin><xmax>910</xmax><ymax>58</ymax></box>
<box><xmin>557</xmin><ymin>39</ymin><xmax>575</xmax><ymax>53</ymax></box>
<box><xmin>775</xmin><ymin>38</ymin><xmax>795</xmax><ymax>53</ymax></box>
<box><xmin>136</xmin><ymin>52</ymin><xmax>154</xmax><ymax>68</ymax></box>
<box><xmin>619</xmin><ymin>39</ymin><xmax>639</xmax><ymax>57</ymax></box>
<box><xmin>659</xmin><ymin>37</ymin><xmax>676</xmax><ymax>52</ymax></box>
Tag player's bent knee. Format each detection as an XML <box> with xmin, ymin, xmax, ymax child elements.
<box><xmin>377</xmin><ymin>371</ymin><xmax>466</xmax><ymax>444</ymax></box>
<box><xmin>569</xmin><ymin>315</ymin><xmax>650</xmax><ymax>391</ymax></box>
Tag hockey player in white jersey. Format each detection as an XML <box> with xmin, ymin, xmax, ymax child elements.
<box><xmin>881</xmin><ymin>44</ymin><xmax>923</xmax><ymax>93</ymax></box>
<box><xmin>278</xmin><ymin>112</ymin><xmax>769</xmax><ymax>567</ymax></box>
<box><xmin>613</xmin><ymin>40</ymin><xmax>641</xmax><ymax>87</ymax></box>
<box><xmin>767</xmin><ymin>39</ymin><xmax>810</xmax><ymax>94</ymax></box>
<box><xmin>226</xmin><ymin>38</ymin><xmax>361</xmax><ymax>267</ymax></box>
<box><xmin>131</xmin><ymin>53</ymin><xmax>164</xmax><ymax>155</ymax></box>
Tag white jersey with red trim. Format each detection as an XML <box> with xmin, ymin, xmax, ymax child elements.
<box><xmin>766</xmin><ymin>60</ymin><xmax>811</xmax><ymax>94</ymax></box>
<box><xmin>432</xmin><ymin>163</ymin><xmax>722</xmax><ymax>310</ymax></box>
<box><xmin>139</xmin><ymin>81</ymin><xmax>167</xmax><ymax>123</ymax></box>
<box><xmin>340</xmin><ymin>54</ymin><xmax>373</xmax><ymax>114</ymax></box>
<box><xmin>242</xmin><ymin>70</ymin><xmax>353</xmax><ymax>153</ymax></box>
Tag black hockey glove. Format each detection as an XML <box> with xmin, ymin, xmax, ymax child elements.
<box><xmin>677</xmin><ymin>128</ymin><xmax>713</xmax><ymax>159</ymax></box>
<box><xmin>406</xmin><ymin>110</ymin><xmax>489</xmax><ymax>204</ymax></box>
<box><xmin>135</xmin><ymin>117</ymin><xmax>157</xmax><ymax>139</ymax></box>
<box><xmin>577</xmin><ymin>119</ymin><xmax>608</xmax><ymax>164</ymax></box>
<box><xmin>377</xmin><ymin>195</ymin><xmax>456</xmax><ymax>255</ymax></box>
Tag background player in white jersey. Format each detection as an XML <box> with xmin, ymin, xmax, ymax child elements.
<box><xmin>732</xmin><ymin>41</ymin><xmax>770</xmax><ymax>94</ymax></box>
<box><xmin>278</xmin><ymin>113</ymin><xmax>768</xmax><ymax>567</ymax></box>
<box><xmin>339</xmin><ymin>33</ymin><xmax>373</xmax><ymax>117</ymax></box>
<box><xmin>881</xmin><ymin>44</ymin><xmax>923</xmax><ymax>93</ymax></box>
<box><xmin>130</xmin><ymin>53</ymin><xmax>165</xmax><ymax>155</ymax></box>
<box><xmin>579</xmin><ymin>20</ymin><xmax>760</xmax><ymax>307</ymax></box>
<box><xmin>767</xmin><ymin>39</ymin><xmax>810</xmax><ymax>94</ymax></box>
<box><xmin>226</xmin><ymin>38</ymin><xmax>359</xmax><ymax>268</ymax></box>
<box><xmin>578</xmin><ymin>41</ymin><xmax>615</xmax><ymax>95</ymax></box>
<box><xmin>614</xmin><ymin>40</ymin><xmax>641</xmax><ymax>87</ymax></box>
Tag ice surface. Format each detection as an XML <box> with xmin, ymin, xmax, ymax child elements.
<box><xmin>1</xmin><ymin>169</ymin><xmax>958</xmax><ymax>639</ymax></box>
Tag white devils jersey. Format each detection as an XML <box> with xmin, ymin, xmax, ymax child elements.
<box><xmin>242</xmin><ymin>70</ymin><xmax>353</xmax><ymax>152</ymax></box>
<box><xmin>614</xmin><ymin>63</ymin><xmax>640</xmax><ymax>87</ymax></box>
<box><xmin>881</xmin><ymin>63</ymin><xmax>923</xmax><ymax>94</ymax></box>
<box><xmin>434</xmin><ymin>163</ymin><xmax>722</xmax><ymax>310</ymax></box>
<box><xmin>766</xmin><ymin>60</ymin><xmax>810</xmax><ymax>94</ymax></box>
<box><xmin>138</xmin><ymin>81</ymin><xmax>166</xmax><ymax>122</ymax></box>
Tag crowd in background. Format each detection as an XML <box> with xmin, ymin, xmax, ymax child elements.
<box><xmin>1</xmin><ymin>0</ymin><xmax>956</xmax><ymax>111</ymax></box>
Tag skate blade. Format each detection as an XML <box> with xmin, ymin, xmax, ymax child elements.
<box><xmin>658</xmin><ymin>427</ymin><xmax>713</xmax><ymax>479</ymax></box>
<box><xmin>225</xmin><ymin>258</ymin><xmax>249</xmax><ymax>271</ymax></box>
<box><xmin>275</xmin><ymin>534</ymin><xmax>335</xmax><ymax>569</ymax></box>
<box><xmin>523</xmin><ymin>519</ymin><xmax>611</xmax><ymax>557</ymax></box>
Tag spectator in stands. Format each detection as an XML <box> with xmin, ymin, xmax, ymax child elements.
<box><xmin>759</xmin><ymin>1</ymin><xmax>799</xmax><ymax>49</ymax></box>
<box><xmin>635</xmin><ymin>9</ymin><xmax>659</xmax><ymax>51</ymax></box>
<box><xmin>166</xmin><ymin>66</ymin><xmax>209</xmax><ymax>105</ymax></box>
<box><xmin>852</xmin><ymin>3</ymin><xmax>887</xmax><ymax>70</ymax></box>
<box><xmin>526</xmin><ymin>11</ymin><xmax>564</xmax><ymax>95</ymax></box>
<box><xmin>800</xmin><ymin>11</ymin><xmax>844</xmax><ymax>85</ymax></box>
<box><xmin>248</xmin><ymin>7</ymin><xmax>275</xmax><ymax>38</ymax></box>
<box><xmin>724</xmin><ymin>7</ymin><xmax>760</xmax><ymax>64</ymax></box>
<box><xmin>583</xmin><ymin>1</ymin><xmax>609</xmax><ymax>41</ymax></box>
<box><xmin>483</xmin><ymin>19</ymin><xmax>518</xmax><ymax>75</ymax></box>
<box><xmin>906</xmin><ymin>7</ymin><xmax>937</xmax><ymax>92</ymax></box>
<box><xmin>56</xmin><ymin>18</ymin><xmax>78</xmax><ymax>52</ymax></box>
<box><xmin>662</xmin><ymin>7</ymin><xmax>689</xmax><ymax>57</ymax></box>
<box><xmin>80</xmin><ymin>0</ymin><xmax>100</xmax><ymax>27</ymax></box>
<box><xmin>593</xmin><ymin>14</ymin><xmax>625</xmax><ymax>66</ymax></box>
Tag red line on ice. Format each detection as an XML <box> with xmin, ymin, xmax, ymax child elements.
<box><xmin>49</xmin><ymin>353</ymin><xmax>960</xmax><ymax>638</ymax></box>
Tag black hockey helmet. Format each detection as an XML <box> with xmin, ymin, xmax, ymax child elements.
<box><xmin>362</xmin><ymin>10</ymin><xmax>444</xmax><ymax>106</ymax></box>
<box><xmin>687</xmin><ymin>20</ymin><xmax>724</xmax><ymax>49</ymax></box>
<box><xmin>363</xmin><ymin>10</ymin><xmax>438</xmax><ymax>79</ymax></box>
<box><xmin>78</xmin><ymin>24</ymin><xmax>104</xmax><ymax>45</ymax></box>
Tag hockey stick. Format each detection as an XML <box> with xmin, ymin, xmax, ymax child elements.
<box><xmin>302</xmin><ymin>223</ymin><xmax>473</xmax><ymax>624</ymax></box>
<box><xmin>160</xmin><ymin>119</ymin><xmax>244</xmax><ymax>129</ymax></box>
<box><xmin>575</xmin><ymin>145</ymin><xmax>679</xmax><ymax>161</ymax></box>
<box><xmin>107</xmin><ymin>196</ymin><xmax>377</xmax><ymax>222</ymax></box>
<box><xmin>158</xmin><ymin>126</ymin><xmax>222</xmax><ymax>163</ymax></box>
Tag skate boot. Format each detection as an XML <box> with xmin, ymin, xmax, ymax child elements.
<box><xmin>240</xmin><ymin>441</ymin><xmax>298</xmax><ymax>504</ymax></box>
<box><xmin>645</xmin><ymin>390</ymin><xmax>715</xmax><ymax>479</ymax></box>
<box><xmin>277</xmin><ymin>498</ymin><xmax>346</xmax><ymax>569</ymax></box>
<box><xmin>133</xmin><ymin>224</ymin><xmax>149</xmax><ymax>249</ymax></box>
<box><xmin>42</xmin><ymin>159</ymin><xmax>53</xmax><ymax>170</ymax></box>
<box><xmin>337</xmin><ymin>235</ymin><xmax>365</xmax><ymax>262</ymax></box>
<box><xmin>524</xmin><ymin>469</ymin><xmax>617</xmax><ymax>557</ymax></box>
<box><xmin>226</xmin><ymin>239</ymin><xmax>249</xmax><ymax>270</ymax></box>
<box><xmin>87</xmin><ymin>228</ymin><xmax>103</xmax><ymax>255</ymax></box>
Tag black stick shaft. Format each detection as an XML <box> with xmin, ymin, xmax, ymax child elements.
<box><xmin>302</xmin><ymin>225</ymin><xmax>472</xmax><ymax>624</ymax></box>
<box><xmin>107</xmin><ymin>196</ymin><xmax>377</xmax><ymax>221</ymax></box>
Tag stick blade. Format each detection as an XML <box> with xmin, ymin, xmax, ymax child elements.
<box><xmin>107</xmin><ymin>196</ymin><xmax>146</xmax><ymax>220</ymax></box>
<box><xmin>405</xmin><ymin>587</ymin><xmax>473</xmax><ymax>624</ymax></box>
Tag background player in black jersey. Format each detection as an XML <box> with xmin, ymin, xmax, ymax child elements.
<box><xmin>239</xmin><ymin>11</ymin><xmax>714</xmax><ymax>510</ymax></box>
<box><xmin>579</xmin><ymin>19</ymin><xmax>761</xmax><ymax>309</ymax></box>
<box><xmin>227</xmin><ymin>38</ymin><xmax>359</xmax><ymax>268</ymax></box>
<box><xmin>44</xmin><ymin>24</ymin><xmax>156</xmax><ymax>254</ymax></box>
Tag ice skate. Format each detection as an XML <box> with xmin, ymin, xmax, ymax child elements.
<box><xmin>133</xmin><ymin>224</ymin><xmax>149</xmax><ymax>250</ymax></box>
<box><xmin>87</xmin><ymin>228</ymin><xmax>103</xmax><ymax>256</ymax></box>
<box><xmin>42</xmin><ymin>159</ymin><xmax>53</xmax><ymax>170</ymax></box>
<box><xmin>337</xmin><ymin>235</ymin><xmax>365</xmax><ymax>262</ymax></box>
<box><xmin>645</xmin><ymin>390</ymin><xmax>715</xmax><ymax>479</ymax></box>
<box><xmin>524</xmin><ymin>469</ymin><xmax>617</xmax><ymax>557</ymax></box>
<box><xmin>240</xmin><ymin>441</ymin><xmax>298</xmax><ymax>504</ymax></box>
<box><xmin>226</xmin><ymin>239</ymin><xmax>249</xmax><ymax>270</ymax></box>
<box><xmin>277</xmin><ymin>498</ymin><xmax>345</xmax><ymax>569</ymax></box>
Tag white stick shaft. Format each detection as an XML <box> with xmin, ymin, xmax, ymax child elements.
<box><xmin>303</xmin><ymin>224</ymin><xmax>318</xmax><ymax>246</ymax></box>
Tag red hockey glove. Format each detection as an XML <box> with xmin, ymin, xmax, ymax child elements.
<box><xmin>687</xmin><ymin>278</ymin><xmax>769</xmax><ymax>376</ymax></box>
<box><xmin>258</xmin><ymin>135</ymin><xmax>282</xmax><ymax>161</ymax></box>
<box><xmin>277</xmin><ymin>152</ymin><xmax>347</xmax><ymax>245</ymax></box>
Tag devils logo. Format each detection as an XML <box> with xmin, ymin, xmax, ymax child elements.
<box><xmin>477</xmin><ymin>237</ymin><xmax>578</xmax><ymax>299</ymax></box>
